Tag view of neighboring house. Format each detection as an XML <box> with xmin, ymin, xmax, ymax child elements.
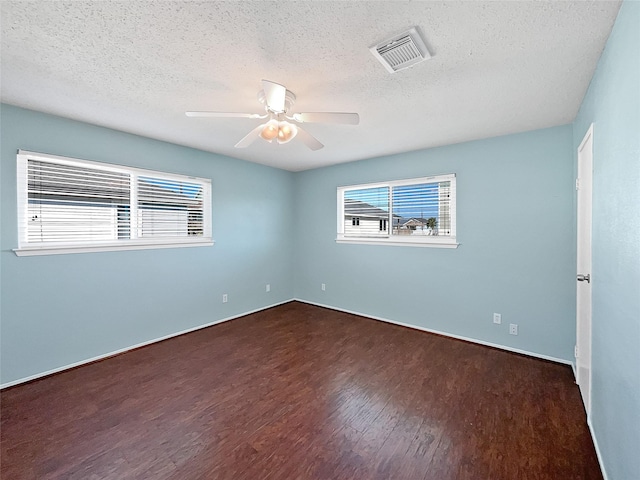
<box><xmin>345</xmin><ymin>197</ymin><xmax>449</xmax><ymax>238</ymax></box>
<box><xmin>343</xmin><ymin>198</ymin><xmax>390</xmax><ymax>237</ymax></box>
<box><xmin>345</xmin><ymin>198</ymin><xmax>449</xmax><ymax>238</ymax></box>
<box><xmin>393</xmin><ymin>217</ymin><xmax>433</xmax><ymax>235</ymax></box>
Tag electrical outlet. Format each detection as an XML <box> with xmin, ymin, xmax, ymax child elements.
<box><xmin>266</xmin><ymin>284</ymin><xmax>270</xmax><ymax>292</ymax></box>
<box><xmin>222</xmin><ymin>294</ymin><xmax>228</xmax><ymax>303</ymax></box>
<box><xmin>493</xmin><ymin>313</ymin><xmax>502</xmax><ymax>324</ymax></box>
<box><xmin>321</xmin><ymin>283</ymin><xmax>326</xmax><ymax>291</ymax></box>
<box><xmin>509</xmin><ymin>323</ymin><xmax>518</xmax><ymax>335</ymax></box>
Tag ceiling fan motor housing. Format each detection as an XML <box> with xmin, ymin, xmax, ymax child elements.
<box><xmin>258</xmin><ymin>88</ymin><xmax>296</xmax><ymax>113</ymax></box>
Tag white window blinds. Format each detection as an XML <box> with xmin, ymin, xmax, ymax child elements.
<box><xmin>24</xmin><ymin>159</ymin><xmax>131</xmax><ymax>244</ymax></box>
<box><xmin>16</xmin><ymin>151</ymin><xmax>212</xmax><ymax>255</ymax></box>
<box><xmin>337</xmin><ymin>174</ymin><xmax>457</xmax><ymax>248</ymax></box>
<box><xmin>391</xmin><ymin>179</ymin><xmax>453</xmax><ymax>237</ymax></box>
<box><xmin>137</xmin><ymin>176</ymin><xmax>206</xmax><ymax>238</ymax></box>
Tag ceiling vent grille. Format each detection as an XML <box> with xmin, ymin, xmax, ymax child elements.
<box><xmin>370</xmin><ymin>27</ymin><xmax>431</xmax><ymax>73</ymax></box>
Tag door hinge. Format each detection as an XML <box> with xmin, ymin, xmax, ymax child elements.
<box><xmin>574</xmin><ymin>345</ymin><xmax>578</xmax><ymax>358</ymax></box>
<box><xmin>576</xmin><ymin>178</ymin><xmax>580</xmax><ymax>190</ymax></box>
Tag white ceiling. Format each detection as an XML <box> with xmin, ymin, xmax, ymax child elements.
<box><xmin>1</xmin><ymin>1</ymin><xmax>621</xmax><ymax>172</ymax></box>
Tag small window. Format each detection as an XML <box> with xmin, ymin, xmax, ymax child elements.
<box><xmin>337</xmin><ymin>174</ymin><xmax>457</xmax><ymax>248</ymax></box>
<box><xmin>15</xmin><ymin>150</ymin><xmax>213</xmax><ymax>256</ymax></box>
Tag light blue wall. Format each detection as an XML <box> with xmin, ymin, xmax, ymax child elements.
<box><xmin>0</xmin><ymin>104</ymin><xmax>295</xmax><ymax>385</ymax></box>
<box><xmin>294</xmin><ymin>125</ymin><xmax>576</xmax><ymax>362</ymax></box>
<box><xmin>573</xmin><ymin>1</ymin><xmax>640</xmax><ymax>479</ymax></box>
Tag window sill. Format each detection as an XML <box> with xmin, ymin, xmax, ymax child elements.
<box><xmin>13</xmin><ymin>240</ymin><xmax>214</xmax><ymax>256</ymax></box>
<box><xmin>336</xmin><ymin>237</ymin><xmax>459</xmax><ymax>248</ymax></box>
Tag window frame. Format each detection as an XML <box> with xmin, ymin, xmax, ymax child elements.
<box><xmin>336</xmin><ymin>174</ymin><xmax>458</xmax><ymax>248</ymax></box>
<box><xmin>14</xmin><ymin>150</ymin><xmax>213</xmax><ymax>256</ymax></box>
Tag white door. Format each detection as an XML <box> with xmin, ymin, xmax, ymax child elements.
<box><xmin>576</xmin><ymin>124</ymin><xmax>594</xmax><ymax>416</ymax></box>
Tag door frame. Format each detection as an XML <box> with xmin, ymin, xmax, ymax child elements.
<box><xmin>576</xmin><ymin>123</ymin><xmax>594</xmax><ymax>416</ymax></box>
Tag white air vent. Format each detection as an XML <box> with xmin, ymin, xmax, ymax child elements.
<box><xmin>370</xmin><ymin>27</ymin><xmax>431</xmax><ymax>73</ymax></box>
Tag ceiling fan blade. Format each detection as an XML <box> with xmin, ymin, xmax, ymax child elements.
<box><xmin>292</xmin><ymin>112</ymin><xmax>360</xmax><ymax>125</ymax></box>
<box><xmin>262</xmin><ymin>80</ymin><xmax>287</xmax><ymax>113</ymax></box>
<box><xmin>296</xmin><ymin>127</ymin><xmax>324</xmax><ymax>151</ymax></box>
<box><xmin>235</xmin><ymin>124</ymin><xmax>267</xmax><ymax>148</ymax></box>
<box><xmin>186</xmin><ymin>111</ymin><xmax>263</xmax><ymax>119</ymax></box>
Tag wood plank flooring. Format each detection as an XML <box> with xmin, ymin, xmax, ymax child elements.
<box><xmin>1</xmin><ymin>301</ymin><xmax>602</xmax><ymax>479</ymax></box>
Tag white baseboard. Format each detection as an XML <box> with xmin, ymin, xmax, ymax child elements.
<box><xmin>294</xmin><ymin>298</ymin><xmax>574</xmax><ymax>367</ymax></box>
<box><xmin>0</xmin><ymin>298</ymin><xmax>295</xmax><ymax>389</ymax></box>
<box><xmin>0</xmin><ymin>297</ymin><xmax>574</xmax><ymax>385</ymax></box>
<box><xmin>588</xmin><ymin>418</ymin><xmax>609</xmax><ymax>480</ymax></box>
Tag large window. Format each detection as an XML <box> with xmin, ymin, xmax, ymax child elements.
<box><xmin>15</xmin><ymin>150</ymin><xmax>212</xmax><ymax>256</ymax></box>
<box><xmin>337</xmin><ymin>174</ymin><xmax>457</xmax><ymax>247</ymax></box>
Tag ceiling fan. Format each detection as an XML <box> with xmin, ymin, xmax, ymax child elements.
<box><xmin>186</xmin><ymin>80</ymin><xmax>359</xmax><ymax>151</ymax></box>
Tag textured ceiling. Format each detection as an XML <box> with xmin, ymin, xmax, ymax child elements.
<box><xmin>1</xmin><ymin>1</ymin><xmax>621</xmax><ymax>171</ymax></box>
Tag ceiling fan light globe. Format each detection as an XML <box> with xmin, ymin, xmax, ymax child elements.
<box><xmin>277</xmin><ymin>121</ymin><xmax>298</xmax><ymax>144</ymax></box>
<box><xmin>260</xmin><ymin>119</ymin><xmax>279</xmax><ymax>141</ymax></box>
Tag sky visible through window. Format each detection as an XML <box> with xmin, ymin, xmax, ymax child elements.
<box><xmin>344</xmin><ymin>186</ymin><xmax>389</xmax><ymax>211</ymax></box>
<box><xmin>138</xmin><ymin>176</ymin><xmax>203</xmax><ymax>199</ymax></box>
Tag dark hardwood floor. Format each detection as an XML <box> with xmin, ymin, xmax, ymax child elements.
<box><xmin>1</xmin><ymin>301</ymin><xmax>602</xmax><ymax>480</ymax></box>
